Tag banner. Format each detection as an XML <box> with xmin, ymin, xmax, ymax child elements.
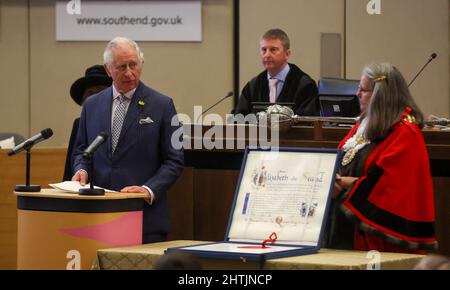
<box><xmin>56</xmin><ymin>0</ymin><xmax>202</xmax><ymax>42</ymax></box>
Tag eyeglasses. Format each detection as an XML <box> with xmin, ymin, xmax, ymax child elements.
<box><xmin>114</xmin><ymin>61</ymin><xmax>140</xmax><ymax>72</ymax></box>
<box><xmin>357</xmin><ymin>86</ymin><xmax>373</xmax><ymax>93</ymax></box>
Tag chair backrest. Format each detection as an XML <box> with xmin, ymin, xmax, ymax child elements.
<box><xmin>0</xmin><ymin>133</ymin><xmax>25</xmax><ymax>145</ymax></box>
<box><xmin>318</xmin><ymin>78</ymin><xmax>361</xmax><ymax>118</ymax></box>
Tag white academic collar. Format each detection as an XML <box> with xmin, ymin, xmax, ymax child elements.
<box><xmin>342</xmin><ymin>117</ymin><xmax>370</xmax><ymax>152</ymax></box>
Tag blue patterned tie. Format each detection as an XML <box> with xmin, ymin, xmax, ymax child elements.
<box><xmin>111</xmin><ymin>95</ymin><xmax>127</xmax><ymax>153</ymax></box>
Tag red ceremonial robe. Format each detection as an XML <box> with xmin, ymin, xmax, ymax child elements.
<box><xmin>338</xmin><ymin>110</ymin><xmax>437</xmax><ymax>252</ymax></box>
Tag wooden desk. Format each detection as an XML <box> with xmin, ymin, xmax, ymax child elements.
<box><xmin>0</xmin><ymin>125</ymin><xmax>449</xmax><ymax>269</ymax></box>
<box><xmin>93</xmin><ymin>240</ymin><xmax>425</xmax><ymax>270</ymax></box>
<box><xmin>179</xmin><ymin>125</ymin><xmax>450</xmax><ymax>256</ymax></box>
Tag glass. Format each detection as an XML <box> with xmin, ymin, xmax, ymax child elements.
<box><xmin>357</xmin><ymin>85</ymin><xmax>373</xmax><ymax>93</ymax></box>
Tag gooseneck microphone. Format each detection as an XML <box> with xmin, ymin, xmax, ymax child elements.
<box><xmin>196</xmin><ymin>91</ymin><xmax>234</xmax><ymax>123</ymax></box>
<box><xmin>408</xmin><ymin>53</ymin><xmax>438</xmax><ymax>87</ymax></box>
<box><xmin>83</xmin><ymin>132</ymin><xmax>108</xmax><ymax>159</ymax></box>
<box><xmin>8</xmin><ymin>128</ymin><xmax>53</xmax><ymax>192</ymax></box>
<box><xmin>79</xmin><ymin>132</ymin><xmax>108</xmax><ymax>196</ymax></box>
<box><xmin>8</xmin><ymin>128</ymin><xmax>53</xmax><ymax>156</ymax></box>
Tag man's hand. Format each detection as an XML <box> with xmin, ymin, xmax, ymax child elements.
<box><xmin>72</xmin><ymin>170</ymin><xmax>88</xmax><ymax>186</ymax></box>
<box><xmin>121</xmin><ymin>186</ymin><xmax>151</xmax><ymax>204</ymax></box>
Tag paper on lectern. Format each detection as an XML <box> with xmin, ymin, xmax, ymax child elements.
<box><xmin>49</xmin><ymin>181</ymin><xmax>116</xmax><ymax>193</ymax></box>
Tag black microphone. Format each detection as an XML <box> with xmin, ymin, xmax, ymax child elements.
<box><xmin>408</xmin><ymin>53</ymin><xmax>438</xmax><ymax>87</ymax></box>
<box><xmin>83</xmin><ymin>132</ymin><xmax>108</xmax><ymax>159</ymax></box>
<box><xmin>196</xmin><ymin>91</ymin><xmax>234</xmax><ymax>123</ymax></box>
<box><xmin>8</xmin><ymin>128</ymin><xmax>53</xmax><ymax>156</ymax></box>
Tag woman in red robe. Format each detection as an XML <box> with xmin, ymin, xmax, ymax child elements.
<box><xmin>327</xmin><ymin>63</ymin><xmax>437</xmax><ymax>254</ymax></box>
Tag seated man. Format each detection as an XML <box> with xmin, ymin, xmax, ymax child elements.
<box><xmin>233</xmin><ymin>29</ymin><xmax>319</xmax><ymax>116</ymax></box>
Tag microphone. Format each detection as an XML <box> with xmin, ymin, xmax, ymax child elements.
<box><xmin>79</xmin><ymin>132</ymin><xmax>108</xmax><ymax>196</ymax></box>
<box><xmin>196</xmin><ymin>91</ymin><xmax>234</xmax><ymax>123</ymax></box>
<box><xmin>408</xmin><ymin>53</ymin><xmax>438</xmax><ymax>87</ymax></box>
<box><xmin>8</xmin><ymin>128</ymin><xmax>53</xmax><ymax>156</ymax></box>
<box><xmin>83</xmin><ymin>132</ymin><xmax>108</xmax><ymax>159</ymax></box>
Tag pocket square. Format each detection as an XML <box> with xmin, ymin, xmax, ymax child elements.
<box><xmin>139</xmin><ymin>117</ymin><xmax>154</xmax><ymax>125</ymax></box>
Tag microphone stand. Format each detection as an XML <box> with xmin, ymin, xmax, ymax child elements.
<box><xmin>15</xmin><ymin>142</ymin><xmax>41</xmax><ymax>192</ymax></box>
<box><xmin>78</xmin><ymin>154</ymin><xmax>105</xmax><ymax>196</ymax></box>
<box><xmin>408</xmin><ymin>54</ymin><xmax>437</xmax><ymax>87</ymax></box>
<box><xmin>196</xmin><ymin>92</ymin><xmax>233</xmax><ymax>123</ymax></box>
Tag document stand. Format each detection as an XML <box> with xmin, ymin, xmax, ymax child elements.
<box><xmin>169</xmin><ymin>147</ymin><xmax>339</xmax><ymax>262</ymax></box>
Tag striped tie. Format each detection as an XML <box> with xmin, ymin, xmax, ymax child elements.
<box><xmin>111</xmin><ymin>95</ymin><xmax>127</xmax><ymax>153</ymax></box>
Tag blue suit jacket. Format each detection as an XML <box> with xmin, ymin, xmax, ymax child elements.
<box><xmin>73</xmin><ymin>82</ymin><xmax>184</xmax><ymax>241</ymax></box>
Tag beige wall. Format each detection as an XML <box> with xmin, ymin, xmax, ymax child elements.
<box><xmin>239</xmin><ymin>0</ymin><xmax>449</xmax><ymax>118</ymax></box>
<box><xmin>0</xmin><ymin>0</ymin><xmax>233</xmax><ymax>146</ymax></box>
<box><xmin>0</xmin><ymin>1</ymin><xmax>29</xmax><ymax>140</ymax></box>
<box><xmin>239</xmin><ymin>0</ymin><xmax>345</xmax><ymax>90</ymax></box>
<box><xmin>0</xmin><ymin>0</ymin><xmax>449</xmax><ymax>147</ymax></box>
<box><xmin>346</xmin><ymin>0</ymin><xmax>449</xmax><ymax>117</ymax></box>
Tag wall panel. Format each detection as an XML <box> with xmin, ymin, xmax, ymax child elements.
<box><xmin>346</xmin><ymin>0</ymin><xmax>449</xmax><ymax>117</ymax></box>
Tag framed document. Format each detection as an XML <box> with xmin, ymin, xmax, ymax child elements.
<box><xmin>169</xmin><ymin>147</ymin><xmax>339</xmax><ymax>262</ymax></box>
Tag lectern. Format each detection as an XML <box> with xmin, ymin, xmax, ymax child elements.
<box><xmin>15</xmin><ymin>189</ymin><xmax>146</xmax><ymax>270</ymax></box>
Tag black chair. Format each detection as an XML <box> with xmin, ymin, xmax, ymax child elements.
<box><xmin>0</xmin><ymin>132</ymin><xmax>25</xmax><ymax>147</ymax></box>
<box><xmin>317</xmin><ymin>78</ymin><xmax>361</xmax><ymax>118</ymax></box>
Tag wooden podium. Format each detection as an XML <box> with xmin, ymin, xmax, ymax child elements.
<box><xmin>15</xmin><ymin>189</ymin><xmax>146</xmax><ymax>270</ymax></box>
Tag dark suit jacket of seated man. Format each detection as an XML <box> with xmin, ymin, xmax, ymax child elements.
<box><xmin>233</xmin><ymin>63</ymin><xmax>319</xmax><ymax>116</ymax></box>
<box><xmin>72</xmin><ymin>37</ymin><xmax>184</xmax><ymax>244</ymax></box>
<box><xmin>233</xmin><ymin>28</ymin><xmax>319</xmax><ymax>117</ymax></box>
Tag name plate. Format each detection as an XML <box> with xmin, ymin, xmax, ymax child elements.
<box><xmin>56</xmin><ymin>0</ymin><xmax>202</xmax><ymax>42</ymax></box>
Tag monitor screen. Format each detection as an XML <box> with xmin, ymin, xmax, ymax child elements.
<box><xmin>319</xmin><ymin>95</ymin><xmax>361</xmax><ymax>117</ymax></box>
<box><xmin>319</xmin><ymin>95</ymin><xmax>360</xmax><ymax>118</ymax></box>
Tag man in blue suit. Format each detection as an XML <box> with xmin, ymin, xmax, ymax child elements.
<box><xmin>72</xmin><ymin>37</ymin><xmax>184</xmax><ymax>243</ymax></box>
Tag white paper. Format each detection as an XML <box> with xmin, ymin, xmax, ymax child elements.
<box><xmin>0</xmin><ymin>136</ymin><xmax>15</xmax><ymax>149</ymax></box>
<box><xmin>181</xmin><ymin>243</ymin><xmax>304</xmax><ymax>255</ymax></box>
<box><xmin>228</xmin><ymin>151</ymin><xmax>337</xmax><ymax>247</ymax></box>
<box><xmin>49</xmin><ymin>181</ymin><xmax>116</xmax><ymax>193</ymax></box>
